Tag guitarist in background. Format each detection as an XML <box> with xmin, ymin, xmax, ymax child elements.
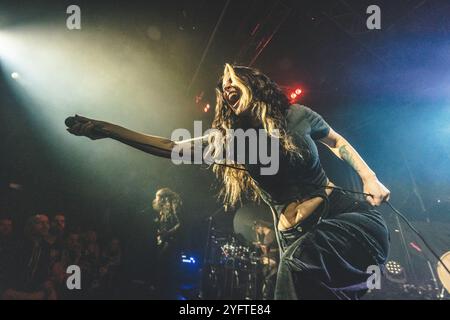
<box><xmin>152</xmin><ymin>188</ymin><xmax>182</xmax><ymax>298</ymax></box>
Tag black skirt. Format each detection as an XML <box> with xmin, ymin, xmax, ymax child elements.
<box><xmin>272</xmin><ymin>188</ymin><xmax>390</xmax><ymax>300</ymax></box>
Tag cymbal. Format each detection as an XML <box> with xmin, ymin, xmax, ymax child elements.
<box><xmin>233</xmin><ymin>203</ymin><xmax>273</xmax><ymax>243</ymax></box>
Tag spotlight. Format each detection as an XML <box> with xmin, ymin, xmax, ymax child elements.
<box><xmin>385</xmin><ymin>260</ymin><xmax>403</xmax><ymax>275</ymax></box>
<box><xmin>290</xmin><ymin>93</ymin><xmax>297</xmax><ymax>99</ymax></box>
<box><xmin>384</xmin><ymin>260</ymin><xmax>407</xmax><ymax>284</ymax></box>
<box><xmin>295</xmin><ymin>88</ymin><xmax>302</xmax><ymax>95</ymax></box>
<box><xmin>11</xmin><ymin>72</ymin><xmax>19</xmax><ymax>80</ymax></box>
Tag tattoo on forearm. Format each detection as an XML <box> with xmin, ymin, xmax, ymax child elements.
<box><xmin>339</xmin><ymin>145</ymin><xmax>357</xmax><ymax>169</ymax></box>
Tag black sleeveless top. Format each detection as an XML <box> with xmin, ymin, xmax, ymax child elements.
<box><xmin>243</xmin><ymin>104</ymin><xmax>331</xmax><ymax>205</ymax></box>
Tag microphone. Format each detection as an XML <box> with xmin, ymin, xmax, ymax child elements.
<box><xmin>65</xmin><ymin>116</ymin><xmax>77</xmax><ymax>128</ymax></box>
<box><xmin>65</xmin><ymin>116</ymin><xmax>108</xmax><ymax>139</ymax></box>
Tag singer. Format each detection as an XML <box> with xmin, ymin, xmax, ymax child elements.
<box><xmin>66</xmin><ymin>64</ymin><xmax>390</xmax><ymax>299</ymax></box>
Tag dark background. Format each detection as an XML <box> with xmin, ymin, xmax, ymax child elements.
<box><xmin>0</xmin><ymin>0</ymin><xmax>449</xmax><ymax>290</ymax></box>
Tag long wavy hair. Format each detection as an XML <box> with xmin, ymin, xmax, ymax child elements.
<box><xmin>212</xmin><ymin>64</ymin><xmax>301</xmax><ymax>209</ymax></box>
<box><xmin>152</xmin><ymin>188</ymin><xmax>182</xmax><ymax>220</ymax></box>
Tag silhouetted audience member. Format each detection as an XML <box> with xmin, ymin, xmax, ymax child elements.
<box><xmin>0</xmin><ymin>216</ymin><xmax>15</xmax><ymax>296</ymax></box>
<box><xmin>98</xmin><ymin>237</ymin><xmax>123</xmax><ymax>298</ymax></box>
<box><xmin>63</xmin><ymin>232</ymin><xmax>83</xmax><ymax>265</ymax></box>
<box><xmin>100</xmin><ymin>238</ymin><xmax>122</xmax><ymax>275</ymax></box>
<box><xmin>0</xmin><ymin>216</ymin><xmax>13</xmax><ymax>241</ymax></box>
<box><xmin>83</xmin><ymin>230</ymin><xmax>100</xmax><ymax>262</ymax></box>
<box><xmin>47</xmin><ymin>213</ymin><xmax>66</xmax><ymax>264</ymax></box>
<box><xmin>1</xmin><ymin>214</ymin><xmax>57</xmax><ymax>300</ymax></box>
<box><xmin>51</xmin><ymin>231</ymin><xmax>83</xmax><ymax>299</ymax></box>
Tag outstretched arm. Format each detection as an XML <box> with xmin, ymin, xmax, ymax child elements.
<box><xmin>65</xmin><ymin>115</ymin><xmax>207</xmax><ymax>160</ymax></box>
<box><xmin>320</xmin><ymin>127</ymin><xmax>390</xmax><ymax>206</ymax></box>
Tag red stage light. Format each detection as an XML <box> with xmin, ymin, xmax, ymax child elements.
<box><xmin>290</xmin><ymin>93</ymin><xmax>297</xmax><ymax>99</ymax></box>
<box><xmin>295</xmin><ymin>88</ymin><xmax>302</xmax><ymax>95</ymax></box>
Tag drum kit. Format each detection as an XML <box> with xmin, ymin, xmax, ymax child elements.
<box><xmin>200</xmin><ymin>204</ymin><xmax>277</xmax><ymax>300</ymax></box>
<box><xmin>201</xmin><ymin>233</ymin><xmax>277</xmax><ymax>300</ymax></box>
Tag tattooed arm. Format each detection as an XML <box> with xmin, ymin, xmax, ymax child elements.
<box><xmin>320</xmin><ymin>128</ymin><xmax>390</xmax><ymax>206</ymax></box>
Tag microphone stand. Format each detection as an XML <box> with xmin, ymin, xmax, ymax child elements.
<box><xmin>199</xmin><ymin>207</ymin><xmax>224</xmax><ymax>299</ymax></box>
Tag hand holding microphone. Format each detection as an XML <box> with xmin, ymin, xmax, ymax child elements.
<box><xmin>65</xmin><ymin>115</ymin><xmax>109</xmax><ymax>140</ymax></box>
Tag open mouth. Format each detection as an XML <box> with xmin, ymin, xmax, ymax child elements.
<box><xmin>226</xmin><ymin>90</ymin><xmax>240</xmax><ymax>107</ymax></box>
